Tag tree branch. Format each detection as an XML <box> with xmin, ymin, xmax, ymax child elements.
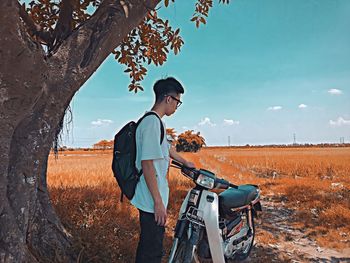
<box><xmin>0</xmin><ymin>0</ymin><xmax>48</xmax><ymax>93</ymax></box>
<box><xmin>17</xmin><ymin>2</ymin><xmax>39</xmax><ymax>35</ymax></box>
<box><xmin>17</xmin><ymin>2</ymin><xmax>52</xmax><ymax>45</ymax></box>
<box><xmin>50</xmin><ymin>0</ymin><xmax>75</xmax><ymax>53</ymax></box>
<box><xmin>48</xmin><ymin>0</ymin><xmax>161</xmax><ymax>93</ymax></box>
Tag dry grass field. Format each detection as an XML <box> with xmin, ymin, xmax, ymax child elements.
<box><xmin>47</xmin><ymin>147</ymin><xmax>350</xmax><ymax>262</ymax></box>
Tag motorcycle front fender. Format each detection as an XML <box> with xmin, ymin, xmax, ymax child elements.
<box><xmin>169</xmin><ymin>190</ymin><xmax>226</xmax><ymax>263</ymax></box>
<box><xmin>199</xmin><ymin>190</ymin><xmax>225</xmax><ymax>263</ymax></box>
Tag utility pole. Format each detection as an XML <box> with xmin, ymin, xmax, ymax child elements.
<box><xmin>228</xmin><ymin>136</ymin><xmax>231</xmax><ymax>147</ymax></box>
<box><xmin>293</xmin><ymin>133</ymin><xmax>296</xmax><ymax>145</ymax></box>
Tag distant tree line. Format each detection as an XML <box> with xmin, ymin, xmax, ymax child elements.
<box><xmin>92</xmin><ymin>129</ymin><xmax>206</xmax><ymax>153</ymax></box>
<box><xmin>208</xmin><ymin>143</ymin><xmax>350</xmax><ymax>149</ymax></box>
<box><xmin>60</xmin><ymin>139</ymin><xmax>349</xmax><ymax>152</ymax></box>
<box><xmin>88</xmin><ymin>135</ymin><xmax>350</xmax><ymax>152</ymax></box>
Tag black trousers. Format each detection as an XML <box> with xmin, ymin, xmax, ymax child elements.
<box><xmin>135</xmin><ymin>209</ymin><xmax>165</xmax><ymax>263</ymax></box>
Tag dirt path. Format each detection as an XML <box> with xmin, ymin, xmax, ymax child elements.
<box><xmin>248</xmin><ymin>198</ymin><xmax>350</xmax><ymax>262</ymax></box>
<box><xmin>203</xmin><ymin>155</ymin><xmax>350</xmax><ymax>262</ymax></box>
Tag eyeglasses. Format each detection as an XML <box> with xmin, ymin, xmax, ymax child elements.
<box><xmin>165</xmin><ymin>95</ymin><xmax>182</xmax><ymax>108</ymax></box>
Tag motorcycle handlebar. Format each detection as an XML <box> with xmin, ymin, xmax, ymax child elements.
<box><xmin>171</xmin><ymin>160</ymin><xmax>238</xmax><ymax>189</ymax></box>
<box><xmin>216</xmin><ymin>178</ymin><xmax>239</xmax><ymax>189</ymax></box>
<box><xmin>171</xmin><ymin>160</ymin><xmax>183</xmax><ymax>168</ymax></box>
<box><xmin>171</xmin><ymin>160</ymin><xmax>197</xmax><ymax>179</ymax></box>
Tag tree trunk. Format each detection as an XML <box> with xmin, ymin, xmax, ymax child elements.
<box><xmin>0</xmin><ymin>0</ymin><xmax>160</xmax><ymax>261</ymax></box>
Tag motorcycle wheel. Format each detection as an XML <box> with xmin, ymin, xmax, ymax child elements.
<box><xmin>234</xmin><ymin>213</ymin><xmax>255</xmax><ymax>261</ymax></box>
<box><xmin>172</xmin><ymin>239</ymin><xmax>185</xmax><ymax>263</ymax></box>
<box><xmin>172</xmin><ymin>237</ymin><xmax>195</xmax><ymax>263</ymax></box>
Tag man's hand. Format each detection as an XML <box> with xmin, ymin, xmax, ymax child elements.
<box><xmin>169</xmin><ymin>146</ymin><xmax>196</xmax><ymax>169</ymax></box>
<box><xmin>154</xmin><ymin>201</ymin><xmax>167</xmax><ymax>226</ymax></box>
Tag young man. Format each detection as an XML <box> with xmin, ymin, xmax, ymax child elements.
<box><xmin>131</xmin><ymin>77</ymin><xmax>195</xmax><ymax>263</ymax></box>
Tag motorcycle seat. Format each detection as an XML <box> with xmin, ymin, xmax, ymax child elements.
<box><xmin>219</xmin><ymin>184</ymin><xmax>259</xmax><ymax>211</ymax></box>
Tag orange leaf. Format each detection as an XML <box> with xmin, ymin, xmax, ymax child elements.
<box><xmin>196</xmin><ymin>20</ymin><xmax>200</xmax><ymax>28</ymax></box>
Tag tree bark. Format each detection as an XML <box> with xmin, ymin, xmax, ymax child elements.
<box><xmin>0</xmin><ymin>0</ymin><xmax>160</xmax><ymax>262</ymax></box>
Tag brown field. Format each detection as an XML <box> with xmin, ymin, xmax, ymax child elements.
<box><xmin>48</xmin><ymin>147</ymin><xmax>350</xmax><ymax>262</ymax></box>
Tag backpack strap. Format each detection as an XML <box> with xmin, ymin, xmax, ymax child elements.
<box><xmin>136</xmin><ymin>111</ymin><xmax>165</xmax><ymax>144</ymax></box>
<box><xmin>136</xmin><ymin>111</ymin><xmax>165</xmax><ymax>177</ymax></box>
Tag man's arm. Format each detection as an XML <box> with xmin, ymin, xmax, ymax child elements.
<box><xmin>169</xmin><ymin>146</ymin><xmax>195</xmax><ymax>168</ymax></box>
<box><xmin>141</xmin><ymin>159</ymin><xmax>167</xmax><ymax>226</ymax></box>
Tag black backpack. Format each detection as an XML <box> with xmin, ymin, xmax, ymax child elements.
<box><xmin>112</xmin><ymin>112</ymin><xmax>165</xmax><ymax>201</ymax></box>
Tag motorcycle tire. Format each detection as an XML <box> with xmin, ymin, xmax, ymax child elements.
<box><xmin>172</xmin><ymin>239</ymin><xmax>195</xmax><ymax>263</ymax></box>
<box><xmin>172</xmin><ymin>226</ymin><xmax>198</xmax><ymax>263</ymax></box>
<box><xmin>183</xmin><ymin>242</ymin><xmax>195</xmax><ymax>263</ymax></box>
<box><xmin>234</xmin><ymin>213</ymin><xmax>255</xmax><ymax>261</ymax></box>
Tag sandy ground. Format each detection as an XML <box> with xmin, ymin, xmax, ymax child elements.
<box><xmin>246</xmin><ymin>198</ymin><xmax>350</xmax><ymax>263</ymax></box>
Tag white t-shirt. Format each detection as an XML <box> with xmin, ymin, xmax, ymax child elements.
<box><xmin>130</xmin><ymin>111</ymin><xmax>171</xmax><ymax>213</ymax></box>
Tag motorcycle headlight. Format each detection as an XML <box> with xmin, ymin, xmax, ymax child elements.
<box><xmin>196</xmin><ymin>174</ymin><xmax>215</xmax><ymax>189</ymax></box>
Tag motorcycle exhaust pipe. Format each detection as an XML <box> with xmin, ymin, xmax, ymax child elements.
<box><xmin>248</xmin><ymin>207</ymin><xmax>254</xmax><ymax>235</ymax></box>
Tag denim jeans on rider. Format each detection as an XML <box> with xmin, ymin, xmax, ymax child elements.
<box><xmin>135</xmin><ymin>209</ymin><xmax>165</xmax><ymax>263</ymax></box>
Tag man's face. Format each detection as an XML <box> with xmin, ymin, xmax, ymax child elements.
<box><xmin>165</xmin><ymin>93</ymin><xmax>182</xmax><ymax>116</ymax></box>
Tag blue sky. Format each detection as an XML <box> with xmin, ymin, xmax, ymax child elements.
<box><xmin>63</xmin><ymin>0</ymin><xmax>350</xmax><ymax>147</ymax></box>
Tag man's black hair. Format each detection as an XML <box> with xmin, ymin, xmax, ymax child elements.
<box><xmin>153</xmin><ymin>77</ymin><xmax>184</xmax><ymax>103</ymax></box>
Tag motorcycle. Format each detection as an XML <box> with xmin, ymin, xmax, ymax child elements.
<box><xmin>168</xmin><ymin>160</ymin><xmax>262</xmax><ymax>263</ymax></box>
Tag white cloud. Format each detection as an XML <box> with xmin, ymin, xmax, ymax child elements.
<box><xmin>198</xmin><ymin>117</ymin><xmax>216</xmax><ymax>127</ymax></box>
<box><xmin>91</xmin><ymin>119</ymin><xmax>113</xmax><ymax>127</ymax></box>
<box><xmin>298</xmin><ymin>104</ymin><xmax>307</xmax><ymax>109</ymax></box>
<box><xmin>267</xmin><ymin>106</ymin><xmax>282</xmax><ymax>111</ymax></box>
<box><xmin>223</xmin><ymin>119</ymin><xmax>239</xmax><ymax>125</ymax></box>
<box><xmin>328</xmin><ymin>88</ymin><xmax>343</xmax><ymax>95</ymax></box>
<box><xmin>329</xmin><ymin>117</ymin><xmax>350</xmax><ymax>126</ymax></box>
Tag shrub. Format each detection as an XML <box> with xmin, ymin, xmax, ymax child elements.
<box><xmin>175</xmin><ymin>130</ymin><xmax>206</xmax><ymax>152</ymax></box>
